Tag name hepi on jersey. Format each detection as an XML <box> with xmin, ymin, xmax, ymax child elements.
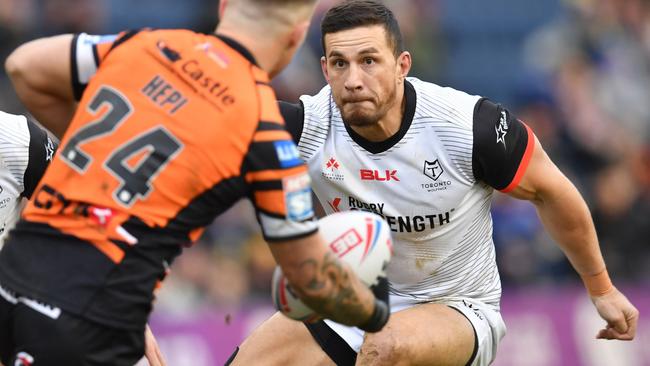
<box><xmin>0</xmin><ymin>29</ymin><xmax>316</xmax><ymax>331</ymax></box>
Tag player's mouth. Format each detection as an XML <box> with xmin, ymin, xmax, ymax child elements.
<box><xmin>343</xmin><ymin>98</ymin><xmax>373</xmax><ymax>105</ymax></box>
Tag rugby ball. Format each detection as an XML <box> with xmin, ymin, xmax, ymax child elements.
<box><xmin>272</xmin><ymin>210</ymin><xmax>393</xmax><ymax>321</ymax></box>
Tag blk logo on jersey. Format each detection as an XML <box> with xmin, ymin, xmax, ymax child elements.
<box><xmin>322</xmin><ymin>157</ymin><xmax>345</xmax><ymax>181</ymax></box>
<box><xmin>360</xmin><ymin>169</ymin><xmax>399</xmax><ymax>182</ymax></box>
<box><xmin>495</xmin><ymin>110</ymin><xmax>508</xmax><ymax>148</ymax></box>
<box><xmin>423</xmin><ymin>160</ymin><xmax>444</xmax><ymax>181</ymax></box>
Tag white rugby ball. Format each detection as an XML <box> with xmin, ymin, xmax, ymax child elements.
<box><xmin>272</xmin><ymin>210</ymin><xmax>393</xmax><ymax>321</ymax></box>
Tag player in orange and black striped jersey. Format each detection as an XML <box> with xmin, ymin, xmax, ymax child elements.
<box><xmin>0</xmin><ymin>1</ymin><xmax>390</xmax><ymax>365</ymax></box>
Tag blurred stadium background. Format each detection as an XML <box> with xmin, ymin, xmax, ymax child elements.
<box><xmin>1</xmin><ymin>0</ymin><xmax>649</xmax><ymax>365</ymax></box>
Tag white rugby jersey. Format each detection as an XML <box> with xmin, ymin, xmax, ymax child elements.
<box><xmin>281</xmin><ymin>77</ymin><xmax>534</xmax><ymax>308</ymax></box>
<box><xmin>0</xmin><ymin>111</ymin><xmax>56</xmax><ymax>243</ymax></box>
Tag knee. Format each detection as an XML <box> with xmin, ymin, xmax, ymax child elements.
<box><xmin>357</xmin><ymin>332</ymin><xmax>408</xmax><ymax>366</ymax></box>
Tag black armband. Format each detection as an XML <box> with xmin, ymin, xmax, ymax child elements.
<box><xmin>358</xmin><ymin>298</ymin><xmax>389</xmax><ymax>333</ymax></box>
<box><xmin>472</xmin><ymin>98</ymin><xmax>534</xmax><ymax>191</ymax></box>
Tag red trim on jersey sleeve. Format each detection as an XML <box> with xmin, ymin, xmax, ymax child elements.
<box><xmin>500</xmin><ymin>122</ymin><xmax>535</xmax><ymax>193</ymax></box>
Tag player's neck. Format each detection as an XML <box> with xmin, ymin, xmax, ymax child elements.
<box><xmin>349</xmin><ymin>85</ymin><xmax>406</xmax><ymax>142</ymax></box>
<box><xmin>214</xmin><ymin>26</ymin><xmax>280</xmax><ymax>77</ymax></box>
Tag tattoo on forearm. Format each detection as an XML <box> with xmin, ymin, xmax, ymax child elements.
<box><xmin>296</xmin><ymin>252</ymin><xmax>371</xmax><ymax>324</ymax></box>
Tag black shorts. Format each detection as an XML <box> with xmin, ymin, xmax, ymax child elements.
<box><xmin>305</xmin><ymin>321</ymin><xmax>356</xmax><ymax>366</ymax></box>
<box><xmin>0</xmin><ymin>287</ymin><xmax>144</xmax><ymax>366</ymax></box>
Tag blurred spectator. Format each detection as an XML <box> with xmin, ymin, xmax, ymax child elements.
<box><xmin>38</xmin><ymin>0</ymin><xmax>107</xmax><ymax>34</ymax></box>
<box><xmin>523</xmin><ymin>0</ymin><xmax>650</xmax><ymax>284</ymax></box>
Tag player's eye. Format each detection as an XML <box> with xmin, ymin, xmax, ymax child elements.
<box><xmin>334</xmin><ymin>59</ymin><xmax>346</xmax><ymax>68</ymax></box>
<box><xmin>363</xmin><ymin>57</ymin><xmax>375</xmax><ymax>65</ymax></box>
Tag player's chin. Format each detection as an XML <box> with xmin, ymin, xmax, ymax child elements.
<box><xmin>342</xmin><ymin>109</ymin><xmax>379</xmax><ymax>127</ymax></box>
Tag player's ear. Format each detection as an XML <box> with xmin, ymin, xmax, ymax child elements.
<box><xmin>320</xmin><ymin>56</ymin><xmax>330</xmax><ymax>83</ymax></box>
<box><xmin>218</xmin><ymin>0</ymin><xmax>228</xmax><ymax>19</ymax></box>
<box><xmin>288</xmin><ymin>20</ymin><xmax>310</xmax><ymax>51</ymax></box>
<box><xmin>396</xmin><ymin>51</ymin><xmax>411</xmax><ymax>84</ymax></box>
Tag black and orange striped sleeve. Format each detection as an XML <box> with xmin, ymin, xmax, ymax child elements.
<box><xmin>472</xmin><ymin>98</ymin><xmax>535</xmax><ymax>192</ymax></box>
<box><xmin>244</xmin><ymin>86</ymin><xmax>317</xmax><ymax>242</ymax></box>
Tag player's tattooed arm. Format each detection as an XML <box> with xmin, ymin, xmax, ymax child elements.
<box><xmin>270</xmin><ymin>233</ymin><xmax>377</xmax><ymax>327</ymax></box>
<box><xmin>293</xmin><ymin>252</ymin><xmax>373</xmax><ymax>325</ymax></box>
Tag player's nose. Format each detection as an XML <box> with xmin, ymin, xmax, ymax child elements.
<box><xmin>344</xmin><ymin>64</ymin><xmax>364</xmax><ymax>92</ymax></box>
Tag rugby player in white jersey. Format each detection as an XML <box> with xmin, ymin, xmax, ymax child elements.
<box><xmin>0</xmin><ymin>111</ymin><xmax>55</xmax><ymax>246</ymax></box>
<box><xmin>229</xmin><ymin>1</ymin><xmax>639</xmax><ymax>365</ymax></box>
<box><xmin>0</xmin><ymin>111</ymin><xmax>166</xmax><ymax>365</ymax></box>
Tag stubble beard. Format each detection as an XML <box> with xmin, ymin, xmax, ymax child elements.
<box><xmin>339</xmin><ymin>85</ymin><xmax>397</xmax><ymax>128</ymax></box>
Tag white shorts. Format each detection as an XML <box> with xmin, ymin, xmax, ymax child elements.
<box><xmin>323</xmin><ymin>294</ymin><xmax>507</xmax><ymax>366</ymax></box>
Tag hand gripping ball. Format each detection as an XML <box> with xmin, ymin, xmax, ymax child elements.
<box><xmin>272</xmin><ymin>210</ymin><xmax>393</xmax><ymax>321</ymax></box>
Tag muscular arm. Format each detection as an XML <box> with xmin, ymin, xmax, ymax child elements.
<box><xmin>507</xmin><ymin>137</ymin><xmax>606</xmax><ymax>276</ymax></box>
<box><xmin>269</xmin><ymin>231</ymin><xmax>377</xmax><ymax>327</ymax></box>
<box><xmin>5</xmin><ymin>35</ymin><xmax>76</xmax><ymax>139</ymax></box>
<box><xmin>472</xmin><ymin>98</ymin><xmax>637</xmax><ymax>341</ymax></box>
<box><xmin>507</xmin><ymin>137</ymin><xmax>639</xmax><ymax>340</ymax></box>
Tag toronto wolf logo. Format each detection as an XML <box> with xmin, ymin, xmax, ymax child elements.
<box><xmin>423</xmin><ymin>160</ymin><xmax>444</xmax><ymax>181</ymax></box>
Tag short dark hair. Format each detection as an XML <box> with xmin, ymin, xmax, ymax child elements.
<box><xmin>321</xmin><ymin>0</ymin><xmax>404</xmax><ymax>57</ymax></box>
